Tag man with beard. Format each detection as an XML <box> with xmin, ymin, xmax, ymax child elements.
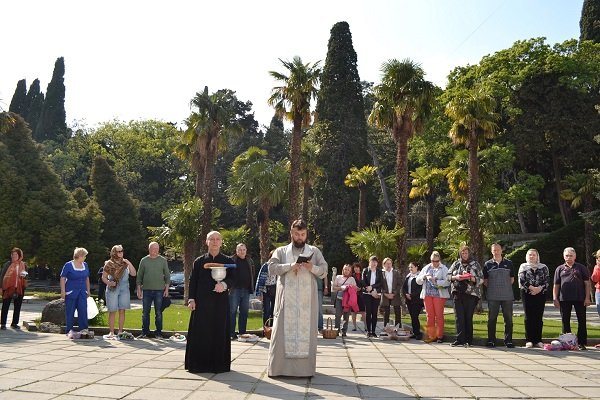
<box><xmin>267</xmin><ymin>219</ymin><xmax>328</xmax><ymax>377</ymax></box>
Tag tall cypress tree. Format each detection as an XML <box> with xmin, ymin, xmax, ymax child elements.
<box><xmin>35</xmin><ymin>57</ymin><xmax>67</xmax><ymax>143</ymax></box>
<box><xmin>90</xmin><ymin>156</ymin><xmax>147</xmax><ymax>263</ymax></box>
<box><xmin>580</xmin><ymin>0</ymin><xmax>600</xmax><ymax>42</ymax></box>
<box><xmin>313</xmin><ymin>21</ymin><xmax>370</xmax><ymax>268</ymax></box>
<box><xmin>9</xmin><ymin>79</ymin><xmax>28</xmax><ymax>116</ymax></box>
<box><xmin>25</xmin><ymin>79</ymin><xmax>44</xmax><ymax>135</ymax></box>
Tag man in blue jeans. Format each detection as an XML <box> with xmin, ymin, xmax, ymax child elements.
<box><xmin>317</xmin><ymin>276</ymin><xmax>329</xmax><ymax>332</ymax></box>
<box><xmin>136</xmin><ymin>242</ymin><xmax>170</xmax><ymax>339</ymax></box>
<box><xmin>230</xmin><ymin>243</ymin><xmax>255</xmax><ymax>340</ymax></box>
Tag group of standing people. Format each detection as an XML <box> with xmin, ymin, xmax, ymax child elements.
<box><xmin>58</xmin><ymin>242</ymin><xmax>170</xmax><ymax>340</ymax></box>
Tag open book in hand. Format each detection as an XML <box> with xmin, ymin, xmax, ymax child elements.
<box><xmin>296</xmin><ymin>252</ymin><xmax>313</xmax><ymax>264</ymax></box>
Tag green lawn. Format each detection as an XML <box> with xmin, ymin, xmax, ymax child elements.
<box><xmin>400</xmin><ymin>311</ymin><xmax>600</xmax><ymax>339</ymax></box>
<box><xmin>92</xmin><ymin>305</ymin><xmax>265</xmax><ymax>333</ymax></box>
<box><xmin>91</xmin><ymin>305</ymin><xmax>600</xmax><ymax>339</ymax></box>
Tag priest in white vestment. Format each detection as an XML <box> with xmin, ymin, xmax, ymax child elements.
<box><xmin>267</xmin><ymin>219</ymin><xmax>328</xmax><ymax>377</ymax></box>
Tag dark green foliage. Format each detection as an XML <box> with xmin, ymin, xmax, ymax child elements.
<box><xmin>9</xmin><ymin>79</ymin><xmax>28</xmax><ymax>116</ymax></box>
<box><xmin>581</xmin><ymin>0</ymin><xmax>600</xmax><ymax>43</ymax></box>
<box><xmin>48</xmin><ymin>120</ymin><xmax>190</xmax><ymax>229</ymax></box>
<box><xmin>35</xmin><ymin>57</ymin><xmax>67</xmax><ymax>143</ymax></box>
<box><xmin>24</xmin><ymin>79</ymin><xmax>44</xmax><ymax>133</ymax></box>
<box><xmin>90</xmin><ymin>156</ymin><xmax>146</xmax><ymax>264</ymax></box>
<box><xmin>507</xmin><ymin>220</ymin><xmax>600</xmax><ymax>299</ymax></box>
<box><xmin>313</xmin><ymin>22</ymin><xmax>371</xmax><ymax>268</ymax></box>
<box><xmin>262</xmin><ymin>115</ymin><xmax>289</xmax><ymax>162</ymax></box>
<box><xmin>0</xmin><ymin>113</ymin><xmax>104</xmax><ymax>270</ymax></box>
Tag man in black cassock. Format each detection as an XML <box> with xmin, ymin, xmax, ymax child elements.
<box><xmin>185</xmin><ymin>230</ymin><xmax>234</xmax><ymax>373</ymax></box>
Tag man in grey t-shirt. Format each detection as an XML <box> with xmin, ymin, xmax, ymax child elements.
<box><xmin>483</xmin><ymin>243</ymin><xmax>514</xmax><ymax>348</ymax></box>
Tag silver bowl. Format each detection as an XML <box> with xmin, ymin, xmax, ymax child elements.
<box><xmin>210</xmin><ymin>267</ymin><xmax>227</xmax><ymax>282</ymax></box>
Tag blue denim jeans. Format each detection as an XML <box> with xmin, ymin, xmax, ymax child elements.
<box><xmin>596</xmin><ymin>292</ymin><xmax>600</xmax><ymax>318</ymax></box>
<box><xmin>142</xmin><ymin>290</ymin><xmax>164</xmax><ymax>335</ymax></box>
<box><xmin>229</xmin><ymin>288</ymin><xmax>250</xmax><ymax>337</ymax></box>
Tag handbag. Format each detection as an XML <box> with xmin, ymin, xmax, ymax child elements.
<box><xmin>161</xmin><ymin>296</ymin><xmax>172</xmax><ymax>311</ymax></box>
<box><xmin>322</xmin><ymin>317</ymin><xmax>337</xmax><ymax>339</ymax></box>
<box><xmin>265</xmin><ymin>284</ymin><xmax>276</xmax><ymax>298</ymax></box>
<box><xmin>263</xmin><ymin>318</ymin><xmax>273</xmax><ymax>340</ymax></box>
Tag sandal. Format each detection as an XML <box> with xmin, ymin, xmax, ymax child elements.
<box><xmin>103</xmin><ymin>333</ymin><xmax>118</xmax><ymax>340</ymax></box>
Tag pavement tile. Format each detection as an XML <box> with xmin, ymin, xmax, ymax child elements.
<box><xmin>397</xmin><ymin>368</ymin><xmax>444</xmax><ymax>377</ymax></box>
<box><xmin>254</xmin><ymin>382</ymin><xmax>306</xmax><ymax>396</ymax></box>
<box><xmin>146</xmin><ymin>377</ymin><xmax>205</xmax><ymax>390</ymax></box>
<box><xmin>68</xmin><ymin>383</ymin><xmax>138</xmax><ymax>398</ymax></box>
<box><xmin>248</xmin><ymin>394</ymin><xmax>305</xmax><ymax>400</ymax></box>
<box><xmin>0</xmin><ymin>391</ymin><xmax>55</xmax><ymax>400</ymax></box>
<box><xmin>123</xmin><ymin>387</ymin><xmax>191</xmax><ymax>400</ymax></box>
<box><xmin>411</xmin><ymin>384</ymin><xmax>470</xmax><ymax>398</ymax></box>
<box><xmin>97</xmin><ymin>374</ymin><xmax>157</xmax><ymax>387</ymax></box>
<box><xmin>568</xmin><ymin>386</ymin><xmax>600</xmax><ymax>397</ymax></box>
<box><xmin>355</xmin><ymin>376</ymin><xmax>407</xmax><ymax>386</ymax></box>
<box><xmin>451</xmin><ymin>377</ymin><xmax>507</xmax><ymax>387</ymax></box>
<box><xmin>353</xmin><ymin>368</ymin><xmax>399</xmax><ymax>377</ymax></box>
<box><xmin>198</xmin><ymin>380</ymin><xmax>256</xmax><ymax>393</ymax></box>
<box><xmin>212</xmin><ymin>371</ymin><xmax>263</xmax><ymax>383</ymax></box>
<box><xmin>358</xmin><ymin>385</ymin><xmax>414</xmax><ymax>398</ymax></box>
<box><xmin>12</xmin><ymin>380</ymin><xmax>86</xmax><ymax>395</ymax></box>
<box><xmin>119</xmin><ymin>367</ymin><xmax>170</xmax><ymax>377</ymax></box>
<box><xmin>47</xmin><ymin>372</ymin><xmax>110</xmax><ymax>384</ymax></box>
<box><xmin>463</xmin><ymin>386</ymin><xmax>526</xmax><ymax>398</ymax></box>
<box><xmin>516</xmin><ymin>386</ymin><xmax>583</xmax><ymax>398</ymax></box>
<box><xmin>0</xmin><ymin>378</ymin><xmax>33</xmax><ymax>390</ymax></box>
<box><xmin>498</xmin><ymin>376</ymin><xmax>550</xmax><ymax>386</ymax></box>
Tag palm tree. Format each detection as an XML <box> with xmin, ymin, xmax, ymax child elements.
<box><xmin>300</xmin><ymin>141</ymin><xmax>324</xmax><ymax>222</ymax></box>
<box><xmin>147</xmin><ymin>198</ymin><xmax>203</xmax><ymax>301</ymax></box>
<box><xmin>227</xmin><ymin>147</ymin><xmax>288</xmax><ymax>263</ymax></box>
<box><xmin>182</xmin><ymin>86</ymin><xmax>243</xmax><ymax>246</ymax></box>
<box><xmin>409</xmin><ymin>166</ymin><xmax>445</xmax><ymax>254</ymax></box>
<box><xmin>344</xmin><ymin>165</ymin><xmax>378</xmax><ymax>231</ymax></box>
<box><xmin>368</xmin><ymin>58</ymin><xmax>435</xmax><ymax>271</ymax></box>
<box><xmin>561</xmin><ymin>170</ymin><xmax>600</xmax><ymax>267</ymax></box>
<box><xmin>268</xmin><ymin>56</ymin><xmax>321</xmax><ymax>224</ymax></box>
<box><xmin>445</xmin><ymin>87</ymin><xmax>499</xmax><ymax>264</ymax></box>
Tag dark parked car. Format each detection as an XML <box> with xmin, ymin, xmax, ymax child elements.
<box><xmin>169</xmin><ymin>272</ymin><xmax>185</xmax><ymax>298</ymax></box>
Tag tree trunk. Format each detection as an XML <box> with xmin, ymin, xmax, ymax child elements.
<box><xmin>302</xmin><ymin>182</ymin><xmax>310</xmax><ymax>222</ymax></box>
<box><xmin>425</xmin><ymin>195</ymin><xmax>435</xmax><ymax>255</ymax></box>
<box><xmin>551</xmin><ymin>148</ymin><xmax>570</xmax><ymax>226</ymax></box>
<box><xmin>584</xmin><ymin>196</ymin><xmax>594</xmax><ymax>268</ymax></box>
<box><xmin>395</xmin><ymin>126</ymin><xmax>409</xmax><ymax>275</ymax></box>
<box><xmin>367</xmin><ymin>143</ymin><xmax>393</xmax><ymax>213</ymax></box>
<box><xmin>259</xmin><ymin>202</ymin><xmax>271</xmax><ymax>264</ymax></box>
<box><xmin>200</xmin><ymin>138</ymin><xmax>217</xmax><ymax>252</ymax></box>
<box><xmin>467</xmin><ymin>130</ymin><xmax>483</xmax><ymax>266</ymax></box>
<box><xmin>182</xmin><ymin>239</ymin><xmax>196</xmax><ymax>302</ymax></box>
<box><xmin>358</xmin><ymin>186</ymin><xmax>367</xmax><ymax>231</ymax></box>
<box><xmin>515</xmin><ymin>200</ymin><xmax>528</xmax><ymax>234</ymax></box>
<box><xmin>288</xmin><ymin>116</ymin><xmax>303</xmax><ymax>225</ymax></box>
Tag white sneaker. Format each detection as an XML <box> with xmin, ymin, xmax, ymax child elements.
<box><xmin>67</xmin><ymin>330</ymin><xmax>74</xmax><ymax>339</ymax></box>
<box><xmin>525</xmin><ymin>342</ymin><xmax>533</xmax><ymax>348</ymax></box>
<box><xmin>535</xmin><ymin>342</ymin><xmax>544</xmax><ymax>348</ymax></box>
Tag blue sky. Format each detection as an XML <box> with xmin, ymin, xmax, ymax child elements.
<box><xmin>0</xmin><ymin>0</ymin><xmax>583</xmax><ymax>129</ymax></box>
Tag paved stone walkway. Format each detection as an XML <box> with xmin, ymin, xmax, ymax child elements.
<box><xmin>3</xmin><ymin>327</ymin><xmax>600</xmax><ymax>399</ymax></box>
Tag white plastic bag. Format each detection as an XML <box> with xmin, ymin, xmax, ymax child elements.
<box><xmin>74</xmin><ymin>297</ymin><xmax>99</xmax><ymax>319</ymax></box>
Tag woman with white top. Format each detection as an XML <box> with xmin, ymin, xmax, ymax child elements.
<box><xmin>416</xmin><ymin>251</ymin><xmax>450</xmax><ymax>343</ymax></box>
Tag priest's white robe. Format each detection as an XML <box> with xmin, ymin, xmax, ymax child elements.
<box><xmin>267</xmin><ymin>243</ymin><xmax>327</xmax><ymax>377</ymax></box>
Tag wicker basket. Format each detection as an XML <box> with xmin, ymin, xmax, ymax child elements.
<box><xmin>322</xmin><ymin>317</ymin><xmax>337</xmax><ymax>339</ymax></box>
<box><xmin>264</xmin><ymin>318</ymin><xmax>273</xmax><ymax>340</ymax></box>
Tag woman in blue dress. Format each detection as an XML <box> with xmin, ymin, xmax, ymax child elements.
<box><xmin>60</xmin><ymin>247</ymin><xmax>91</xmax><ymax>338</ymax></box>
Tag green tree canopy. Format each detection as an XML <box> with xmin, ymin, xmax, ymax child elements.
<box><xmin>90</xmin><ymin>156</ymin><xmax>147</xmax><ymax>263</ymax></box>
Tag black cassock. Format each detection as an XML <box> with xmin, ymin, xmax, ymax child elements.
<box><xmin>185</xmin><ymin>252</ymin><xmax>234</xmax><ymax>373</ymax></box>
